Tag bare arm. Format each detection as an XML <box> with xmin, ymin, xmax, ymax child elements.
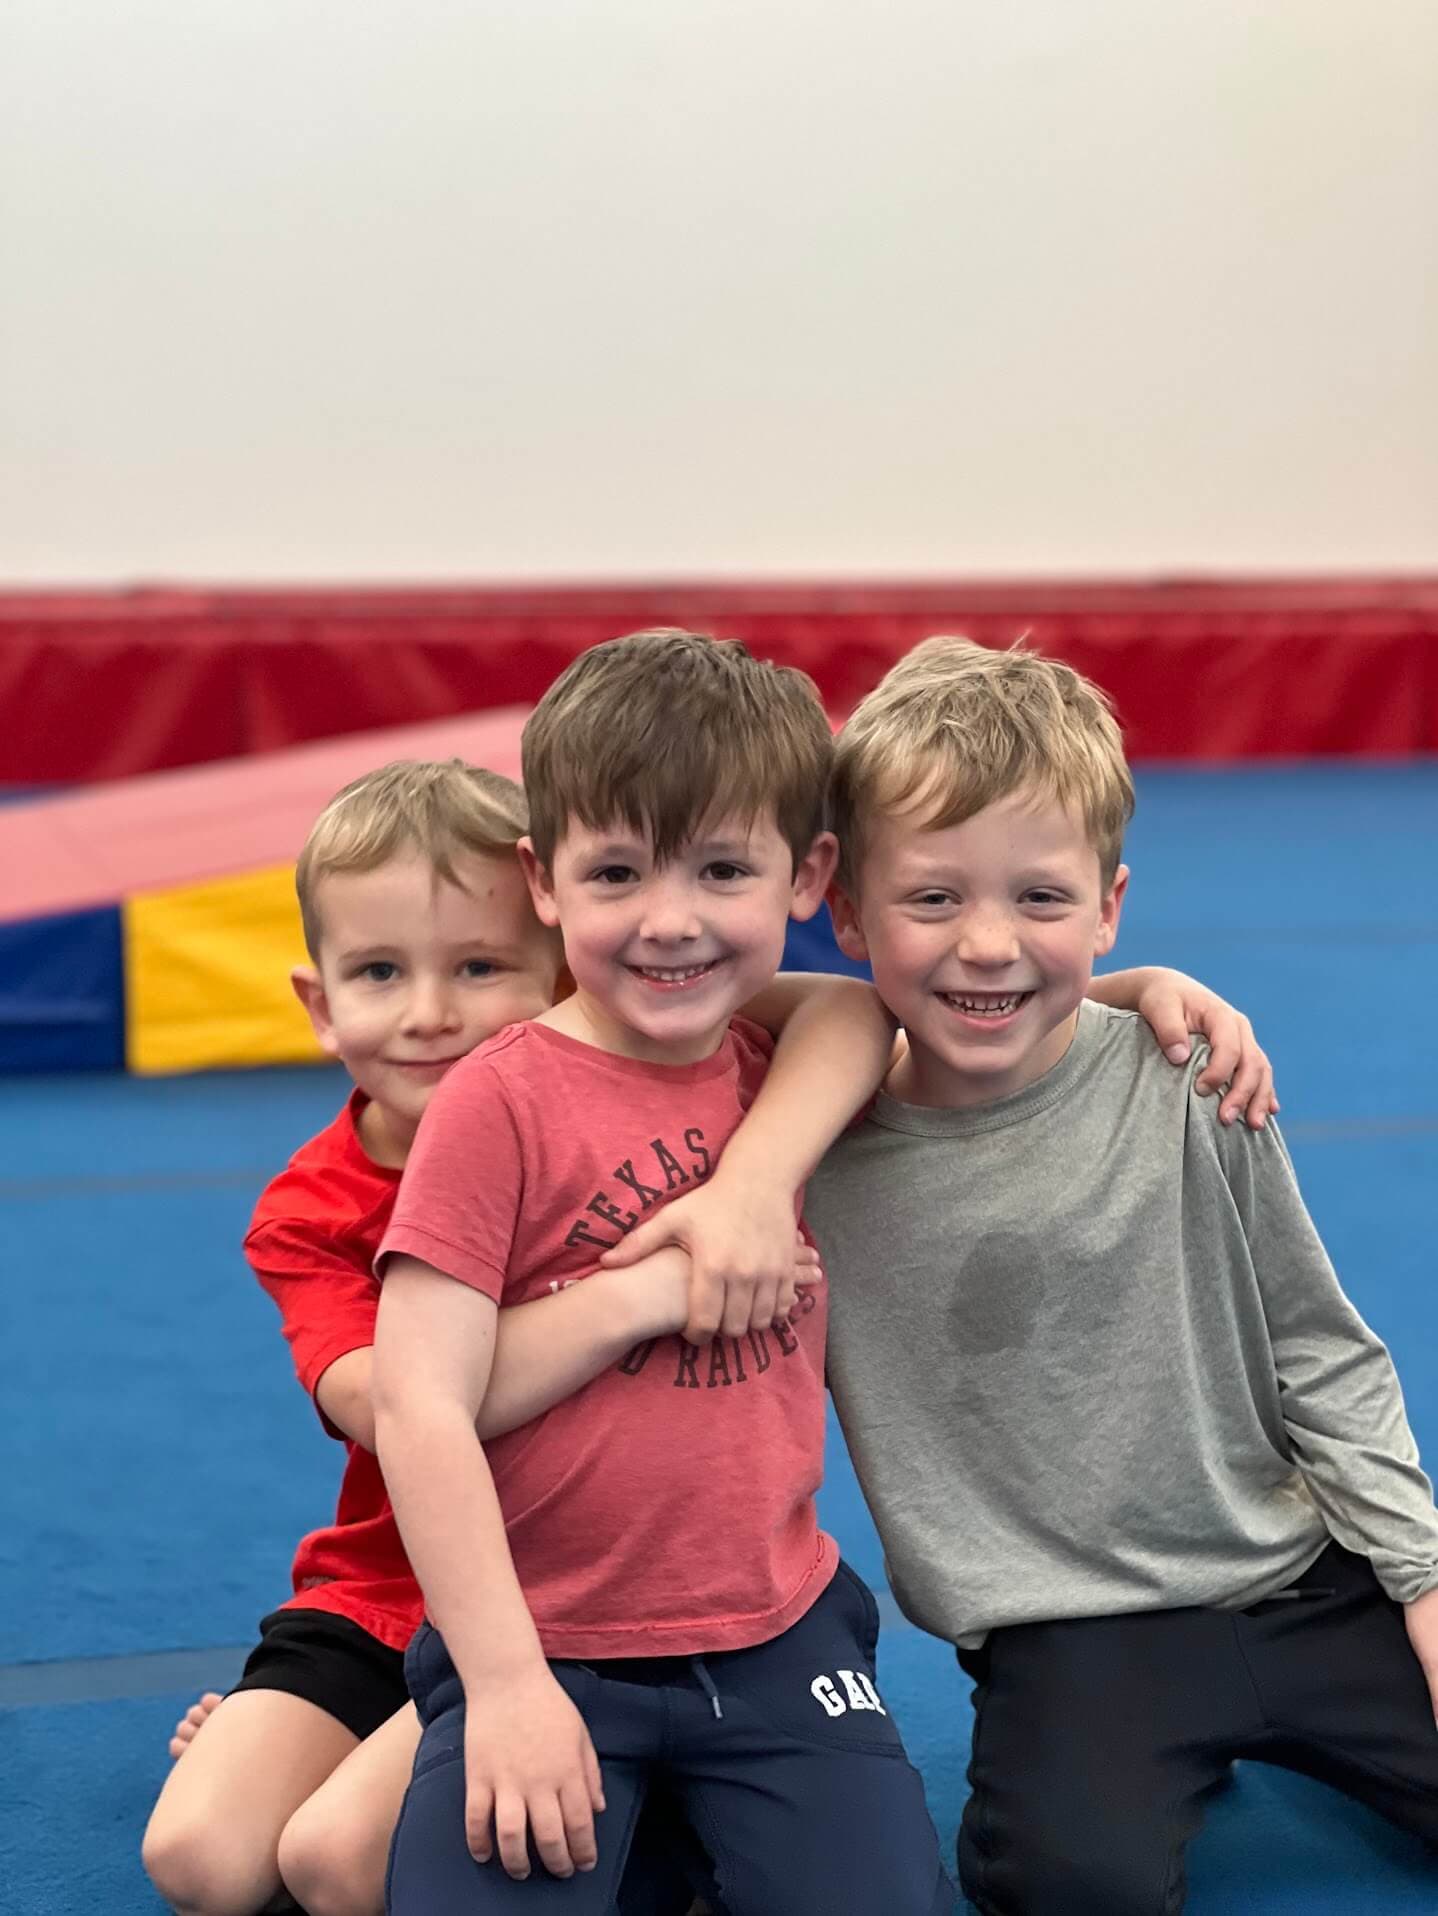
<box><xmin>731</xmin><ymin>973</ymin><xmax>897</xmax><ymax>1189</ymax></box>
<box><xmin>372</xmin><ymin>1258</ymin><xmax>603</xmax><ymax>1879</ymax></box>
<box><xmin>478</xmin><ymin>1253</ymin><xmax>690</xmax><ymax>1436</ymax></box>
<box><xmin>1087</xmin><ymin>967</ymin><xmax>1277</xmax><ymax>1128</ymax></box>
<box><xmin>603</xmin><ymin>977</ymin><xmax>895</xmax><ymax>1340</ymax></box>
<box><xmin>316</xmin><ymin>1250</ymin><xmax>697</xmax><ymax>1453</ymax></box>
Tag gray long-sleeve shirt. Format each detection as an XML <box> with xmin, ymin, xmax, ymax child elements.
<box><xmin>806</xmin><ymin>1001</ymin><xmax>1438</xmax><ymax>1646</ymax></box>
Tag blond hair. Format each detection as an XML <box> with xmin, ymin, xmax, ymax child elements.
<box><xmin>296</xmin><ymin>758</ymin><xmax>531</xmax><ymax>957</ymax></box>
<box><xmin>522</xmin><ymin>628</ymin><xmax>832</xmax><ymax>868</ymax></box>
<box><xmin>832</xmin><ymin>637</ymin><xmax>1134</xmax><ymax>889</ymax></box>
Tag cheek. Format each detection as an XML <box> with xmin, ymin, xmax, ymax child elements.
<box><xmin>1035</xmin><ymin>924</ymin><xmax>1096</xmax><ymax>974</ymax></box>
<box><xmin>326</xmin><ymin>999</ymin><xmax>387</xmax><ymax>1054</ymax></box>
<box><xmin>872</xmin><ymin>922</ymin><xmax>938</xmax><ymax>985</ymax></box>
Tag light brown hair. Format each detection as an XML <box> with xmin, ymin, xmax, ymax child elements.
<box><xmin>296</xmin><ymin>758</ymin><xmax>531</xmax><ymax>957</ymax></box>
<box><xmin>521</xmin><ymin>628</ymin><xmax>832</xmax><ymax>868</ymax></box>
<box><xmin>831</xmin><ymin>636</ymin><xmax>1135</xmax><ymax>889</ymax></box>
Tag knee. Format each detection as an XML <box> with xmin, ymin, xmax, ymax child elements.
<box><xmin>278</xmin><ymin>1795</ymin><xmax>386</xmax><ymax>1916</ymax></box>
<box><xmin>142</xmin><ymin>1809</ymin><xmax>275</xmax><ymax>1916</ymax></box>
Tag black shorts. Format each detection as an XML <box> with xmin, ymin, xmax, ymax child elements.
<box><xmin>229</xmin><ymin>1607</ymin><xmax>411</xmax><ymax>1742</ymax></box>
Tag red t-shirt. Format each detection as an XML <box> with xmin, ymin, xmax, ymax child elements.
<box><xmin>245</xmin><ymin>1093</ymin><xmax>424</xmax><ymax>1653</ymax></box>
<box><xmin>378</xmin><ymin>1017</ymin><xmax>837</xmax><ymax>1661</ymax></box>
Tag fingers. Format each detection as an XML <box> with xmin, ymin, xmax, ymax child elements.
<box><xmin>474</xmin><ymin>1775</ymin><xmax>601</xmax><ymax>1881</ymax></box>
<box><xmin>493</xmin><ymin>1785</ymin><xmax>534</xmax><ymax>1880</ymax></box>
<box><xmin>717</xmin><ymin>1271</ymin><xmax>757</xmax><ymax>1341</ymax></box>
<box><xmin>744</xmin><ymin>1275</ymin><xmax>779</xmax><ymax>1338</ymax></box>
<box><xmin>682</xmin><ymin>1267</ymin><xmax>725</xmax><ymax>1346</ymax></box>
<box><xmin>465</xmin><ymin>1776</ymin><xmax>497</xmax><ymax>1865</ymax></box>
<box><xmin>1148</xmin><ymin>1007</ymin><xmax>1193</xmax><ymax>1064</ymax></box>
<box><xmin>1195</xmin><ymin>1016</ymin><xmax>1277</xmax><ymax>1129</ymax></box>
<box><xmin>558</xmin><ymin>1775</ymin><xmax>600</xmax><ymax>1873</ymax></box>
<box><xmin>526</xmin><ymin>1789</ymin><xmax>582</xmax><ymax>1880</ymax></box>
<box><xmin>1227</xmin><ymin>1054</ymin><xmax>1276</xmax><ymax>1131</ymax></box>
<box><xmin>1193</xmin><ymin>1024</ymin><xmax>1241</xmax><ymax>1103</ymax></box>
<box><xmin>584</xmin><ymin>1736</ymin><xmax>605</xmax><ymax>1812</ymax></box>
<box><xmin>599</xmin><ymin>1214</ymin><xmax>671</xmax><ymax>1268</ymax></box>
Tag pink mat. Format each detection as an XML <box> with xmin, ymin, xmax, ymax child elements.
<box><xmin>2</xmin><ymin>707</ymin><xmax>528</xmax><ymax>926</ymax></box>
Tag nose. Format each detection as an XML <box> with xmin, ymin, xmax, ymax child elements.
<box><xmin>400</xmin><ymin>974</ymin><xmax>462</xmax><ymax>1037</ymax></box>
<box><xmin>638</xmin><ymin>873</ymin><xmax>703</xmax><ymax>946</ymax></box>
<box><xmin>954</xmin><ymin>903</ymin><xmax>1021</xmax><ymax>969</ymax></box>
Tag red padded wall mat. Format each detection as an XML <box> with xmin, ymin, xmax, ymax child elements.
<box><xmin>4</xmin><ymin>578</ymin><xmax>1436</xmax><ymax>783</ymax></box>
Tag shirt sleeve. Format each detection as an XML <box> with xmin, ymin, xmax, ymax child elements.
<box><xmin>1215</xmin><ymin>1110</ymin><xmax>1438</xmax><ymax>1604</ymax></box>
<box><xmin>246</xmin><ymin>1215</ymin><xmax>379</xmax><ymax>1432</ymax></box>
<box><xmin>376</xmin><ymin>1054</ymin><xmax>524</xmax><ymax>1301</ymax></box>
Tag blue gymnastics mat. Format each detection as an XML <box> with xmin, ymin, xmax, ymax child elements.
<box><xmin>2</xmin><ymin>764</ymin><xmax>1437</xmax><ymax>1913</ymax></box>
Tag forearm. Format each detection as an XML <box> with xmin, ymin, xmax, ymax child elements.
<box><xmin>375</xmin><ymin>1394</ymin><xmax>545</xmax><ymax>1681</ymax></box>
<box><xmin>1279</xmin><ymin>1323</ymin><xmax>1438</xmax><ymax>1599</ymax></box>
<box><xmin>315</xmin><ymin>1347</ymin><xmax>376</xmax><ymax>1451</ymax></box>
<box><xmin>313</xmin><ymin>1263</ymin><xmax>679</xmax><ymax>1450</ymax></box>
<box><xmin>478</xmin><ymin>1261</ymin><xmax>682</xmax><ymax>1438</ymax></box>
<box><xmin>727</xmin><ymin>975</ymin><xmax>896</xmax><ymax>1189</ymax></box>
<box><xmin>1233</xmin><ymin>1122</ymin><xmax>1438</xmax><ymax>1598</ymax></box>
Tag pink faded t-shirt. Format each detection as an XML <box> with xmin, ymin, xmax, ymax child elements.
<box><xmin>377</xmin><ymin>1016</ymin><xmax>837</xmax><ymax>1660</ymax></box>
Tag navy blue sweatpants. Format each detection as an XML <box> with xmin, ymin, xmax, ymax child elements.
<box><xmin>387</xmin><ymin>1562</ymin><xmax>955</xmax><ymax>1915</ymax></box>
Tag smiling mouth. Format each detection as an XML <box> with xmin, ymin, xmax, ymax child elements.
<box><xmin>389</xmin><ymin>1055</ymin><xmax>464</xmax><ymax>1070</ymax></box>
<box><xmin>628</xmin><ymin>960</ymin><xmax>722</xmax><ymax>989</ymax></box>
<box><xmin>937</xmin><ymin>990</ymin><xmax>1034</xmax><ymax>1018</ymax></box>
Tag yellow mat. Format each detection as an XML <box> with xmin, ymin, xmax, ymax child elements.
<box><xmin>125</xmin><ymin>865</ymin><xmax>325</xmax><ymax>1075</ymax></box>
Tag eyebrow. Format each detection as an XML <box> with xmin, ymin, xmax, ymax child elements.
<box><xmin>335</xmin><ymin>940</ymin><xmax>522</xmax><ymax>964</ymax></box>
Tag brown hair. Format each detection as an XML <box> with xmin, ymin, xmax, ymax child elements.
<box><xmin>831</xmin><ymin>636</ymin><xmax>1134</xmax><ymax>889</ymax></box>
<box><xmin>296</xmin><ymin>758</ymin><xmax>531</xmax><ymax>957</ymax></box>
<box><xmin>521</xmin><ymin>628</ymin><xmax>832</xmax><ymax>868</ymax></box>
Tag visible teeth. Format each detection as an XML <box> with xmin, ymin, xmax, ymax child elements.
<box><xmin>638</xmin><ymin>963</ymin><xmax>713</xmax><ymax>981</ymax></box>
<box><xmin>943</xmin><ymin>992</ymin><xmax>1025</xmax><ymax>1015</ymax></box>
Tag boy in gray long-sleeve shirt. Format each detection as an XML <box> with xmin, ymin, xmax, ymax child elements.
<box><xmin>627</xmin><ymin>636</ymin><xmax>1438</xmax><ymax>1912</ymax></box>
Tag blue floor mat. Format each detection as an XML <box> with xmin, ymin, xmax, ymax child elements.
<box><xmin>3</xmin><ymin>765</ymin><xmax>1438</xmax><ymax>1912</ymax></box>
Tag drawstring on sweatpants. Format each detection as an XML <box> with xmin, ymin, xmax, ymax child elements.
<box><xmin>690</xmin><ymin>1657</ymin><xmax>724</xmax><ymax>1719</ymax></box>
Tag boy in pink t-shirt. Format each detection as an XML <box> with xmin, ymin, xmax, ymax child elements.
<box><xmin>372</xmin><ymin>630</ymin><xmax>1277</xmax><ymax>1914</ymax></box>
<box><xmin>374</xmin><ymin>629</ymin><xmax>955</xmax><ymax>1914</ymax></box>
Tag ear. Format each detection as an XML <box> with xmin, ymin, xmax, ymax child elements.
<box><xmin>1093</xmin><ymin>864</ymin><xmax>1129</xmax><ymax>958</ymax></box>
<box><xmin>827</xmin><ymin>880</ymin><xmax>871</xmax><ymax>965</ymax></box>
<box><xmin>516</xmin><ymin>836</ymin><xmax>561</xmax><ymax>929</ymax></box>
<box><xmin>291</xmin><ymin>964</ymin><xmax>343</xmax><ymax>1059</ymax></box>
<box><xmin>788</xmin><ymin>831</ymin><xmax>840</xmax><ymax>923</ymax></box>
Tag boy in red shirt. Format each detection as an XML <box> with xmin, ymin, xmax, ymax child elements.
<box><xmin>143</xmin><ymin>759</ymin><xmax>809</xmax><ymax>1916</ymax></box>
<box><xmin>372</xmin><ymin>632</ymin><xmax>1277</xmax><ymax>1915</ymax></box>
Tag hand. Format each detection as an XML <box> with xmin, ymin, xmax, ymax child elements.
<box><xmin>1131</xmin><ymin>969</ymin><xmax>1278</xmax><ymax>1129</ymax></box>
<box><xmin>463</xmin><ymin>1665</ymin><xmax>605</xmax><ymax>1878</ymax></box>
<box><xmin>599</xmin><ymin>1179</ymin><xmax>819</xmax><ymax>1345</ymax></box>
<box><xmin>1404</xmin><ymin>1587</ymin><xmax>1438</xmax><ymax>1728</ymax></box>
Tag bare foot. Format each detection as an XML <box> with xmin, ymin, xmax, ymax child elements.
<box><xmin>168</xmin><ymin>1692</ymin><xmax>224</xmax><ymax>1760</ymax></box>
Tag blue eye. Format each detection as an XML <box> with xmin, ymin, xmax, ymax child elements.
<box><xmin>462</xmin><ymin>960</ymin><xmax>496</xmax><ymax>979</ymax></box>
<box><xmin>359</xmin><ymin>961</ymin><xmax>397</xmax><ymax>983</ymax></box>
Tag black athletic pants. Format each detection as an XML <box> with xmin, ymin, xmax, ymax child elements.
<box><xmin>957</xmin><ymin>1542</ymin><xmax>1438</xmax><ymax>1914</ymax></box>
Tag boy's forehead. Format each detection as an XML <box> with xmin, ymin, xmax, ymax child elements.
<box><xmin>865</xmin><ymin>786</ymin><xmax>1098</xmax><ymax>868</ymax></box>
<box><xmin>312</xmin><ymin>849</ymin><xmax>531</xmax><ymax>948</ymax></box>
<box><xmin>556</xmin><ymin>805</ymin><xmax>786</xmax><ymax>857</ymax></box>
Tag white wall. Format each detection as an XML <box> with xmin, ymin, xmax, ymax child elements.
<box><xmin>2</xmin><ymin>0</ymin><xmax>1435</xmax><ymax>582</ymax></box>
